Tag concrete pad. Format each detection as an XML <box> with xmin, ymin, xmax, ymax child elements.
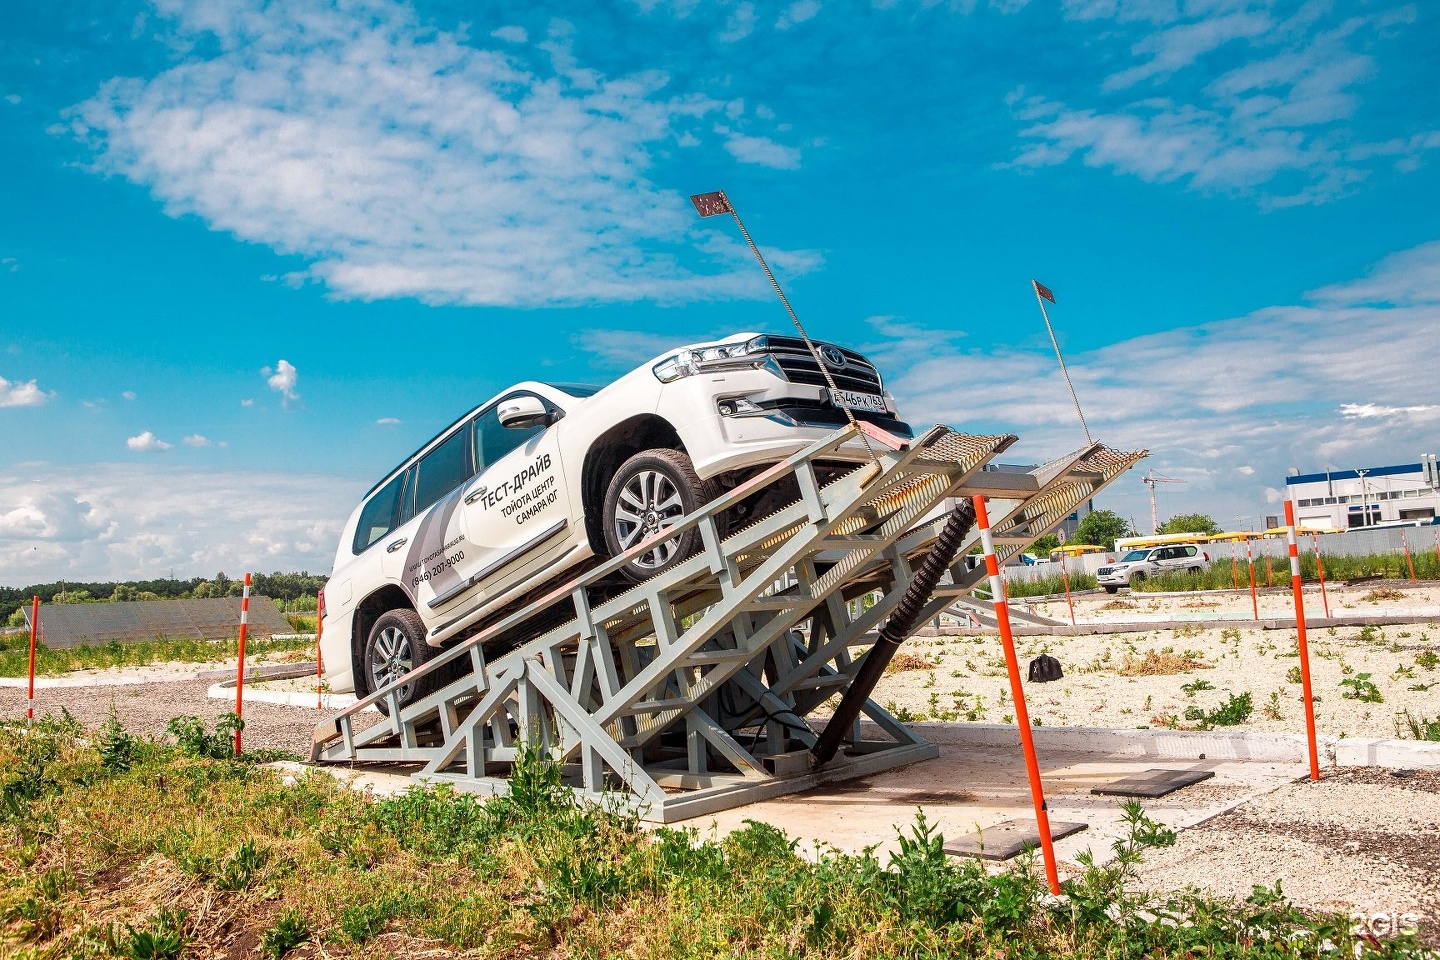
<box><xmin>944</xmin><ymin>818</ymin><xmax>1087</xmax><ymax>861</ymax></box>
<box><xmin>1092</xmin><ymin>768</ymin><xmax>1215</xmax><ymax>798</ymax></box>
<box><xmin>690</xmin><ymin>735</ymin><xmax>1306</xmax><ymax>871</ymax></box>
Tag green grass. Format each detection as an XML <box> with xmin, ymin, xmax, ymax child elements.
<box><xmin>1003</xmin><ymin>571</ymin><xmax>1098</xmax><ymax>599</ymax></box>
<box><xmin>2</xmin><ymin>715</ymin><xmax>1429</xmax><ymax>959</ymax></box>
<box><xmin>1134</xmin><ymin>549</ymin><xmax>1440</xmax><ymax>593</ymax></box>
<box><xmin>0</xmin><ymin>634</ymin><xmax>315</xmax><ymax>678</ymax></box>
<box><xmin>1395</xmin><ymin>709</ymin><xmax>1440</xmax><ymax>742</ymax></box>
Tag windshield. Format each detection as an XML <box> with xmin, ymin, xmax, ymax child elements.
<box><xmin>1120</xmin><ymin>550</ymin><xmax>1149</xmax><ymax>562</ymax></box>
<box><xmin>546</xmin><ymin>382</ymin><xmax>602</xmax><ymax>398</ymax></box>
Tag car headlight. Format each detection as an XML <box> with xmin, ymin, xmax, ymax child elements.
<box><xmin>652</xmin><ymin>336</ymin><xmax>769</xmax><ymax>383</ymax></box>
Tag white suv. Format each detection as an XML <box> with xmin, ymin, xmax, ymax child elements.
<box><xmin>1096</xmin><ymin>544</ymin><xmax>1210</xmax><ymax>593</ymax></box>
<box><xmin>318</xmin><ymin>332</ymin><xmax>909</xmax><ymax>707</ymax></box>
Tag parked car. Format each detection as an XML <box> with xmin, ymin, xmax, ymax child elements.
<box><xmin>318</xmin><ymin>332</ymin><xmax>910</xmax><ymax>709</ymax></box>
<box><xmin>1096</xmin><ymin>543</ymin><xmax>1210</xmax><ymax>593</ymax></box>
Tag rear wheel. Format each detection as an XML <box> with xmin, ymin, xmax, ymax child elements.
<box><xmin>603</xmin><ymin>448</ymin><xmax>718</xmax><ymax>583</ymax></box>
<box><xmin>364</xmin><ymin>609</ymin><xmax>445</xmax><ymax>714</ymax></box>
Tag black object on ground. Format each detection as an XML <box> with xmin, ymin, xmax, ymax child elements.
<box><xmin>1028</xmin><ymin>653</ymin><xmax>1063</xmax><ymax>682</ymax></box>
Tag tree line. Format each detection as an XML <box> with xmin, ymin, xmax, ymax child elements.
<box><xmin>1</xmin><ymin>572</ymin><xmax>327</xmax><ymax>624</ymax></box>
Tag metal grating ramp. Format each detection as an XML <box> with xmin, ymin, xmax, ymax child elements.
<box><xmin>312</xmin><ymin>423</ymin><xmax>1146</xmax><ymax>821</ymax></box>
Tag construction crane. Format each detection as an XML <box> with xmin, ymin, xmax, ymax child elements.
<box><xmin>1141</xmin><ymin>470</ymin><xmax>1184</xmax><ymax>535</ymax></box>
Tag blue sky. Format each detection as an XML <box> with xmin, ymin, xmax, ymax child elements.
<box><xmin>3</xmin><ymin>0</ymin><xmax>1439</xmax><ymax>583</ymax></box>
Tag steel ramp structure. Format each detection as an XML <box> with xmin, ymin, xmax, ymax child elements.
<box><xmin>313</xmin><ymin>423</ymin><xmax>1145</xmax><ymax>822</ymax></box>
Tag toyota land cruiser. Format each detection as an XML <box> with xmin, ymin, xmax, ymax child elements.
<box><xmin>318</xmin><ymin>332</ymin><xmax>910</xmax><ymax>708</ymax></box>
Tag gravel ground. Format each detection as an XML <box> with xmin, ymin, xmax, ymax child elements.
<box><xmin>1135</xmin><ymin>767</ymin><xmax>1440</xmax><ymax>947</ymax></box>
<box><xmin>875</xmin><ymin>584</ymin><xmax>1440</xmax><ymax>737</ymax></box>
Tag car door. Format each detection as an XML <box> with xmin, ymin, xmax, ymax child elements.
<box><xmin>384</xmin><ymin>423</ymin><xmax>476</xmax><ymax>616</ymax></box>
<box><xmin>448</xmin><ymin>392</ymin><xmax>573</xmax><ymax>609</ymax></box>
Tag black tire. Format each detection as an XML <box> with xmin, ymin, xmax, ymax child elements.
<box><xmin>603</xmin><ymin>448</ymin><xmax>718</xmax><ymax>583</ymax></box>
<box><xmin>1103</xmin><ymin>586</ymin><xmax>1119</xmax><ymax>594</ymax></box>
<box><xmin>363</xmin><ymin>608</ymin><xmax>445</xmax><ymax>714</ymax></box>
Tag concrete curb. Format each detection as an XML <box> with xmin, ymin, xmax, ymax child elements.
<box><xmin>195</xmin><ymin>662</ymin><xmax>318</xmax><ymax>683</ymax></box>
<box><xmin>1</xmin><ymin>670</ymin><xmax>214</xmax><ymax>688</ymax></box>
<box><xmin>896</xmin><ymin>722</ymin><xmax>1440</xmax><ymax>769</ymax></box>
<box><xmin>204</xmin><ymin>681</ymin><xmax>372</xmax><ymax>713</ymax></box>
<box><xmin>912</xmin><ymin>612</ymin><xmax>1440</xmax><ymax>638</ymax></box>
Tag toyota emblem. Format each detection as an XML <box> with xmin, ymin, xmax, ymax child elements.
<box><xmin>819</xmin><ymin>345</ymin><xmax>847</xmax><ymax>370</ymax></box>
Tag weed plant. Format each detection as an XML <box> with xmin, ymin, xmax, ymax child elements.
<box><xmin>1395</xmin><ymin>709</ymin><xmax>1440</xmax><ymax>741</ymax></box>
<box><xmin>0</xmin><ymin>717</ymin><xmax>1429</xmax><ymax>958</ymax></box>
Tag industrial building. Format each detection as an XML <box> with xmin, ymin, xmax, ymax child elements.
<box><xmin>1286</xmin><ymin>455</ymin><xmax>1440</xmax><ymax>529</ymax></box>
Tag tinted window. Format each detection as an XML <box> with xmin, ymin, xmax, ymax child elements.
<box><xmin>1183</xmin><ymin>546</ymin><xmax>1197</xmax><ymax>557</ymax></box>
<box><xmin>546</xmin><ymin>382</ymin><xmax>602</xmax><ymax>398</ymax></box>
<box><xmin>411</xmin><ymin>426</ymin><xmax>472</xmax><ymax>517</ymax></box>
<box><xmin>353</xmin><ymin>473</ymin><xmax>404</xmax><ymax>554</ymax></box>
<box><xmin>474</xmin><ymin>400</ymin><xmax>545</xmax><ymax>472</ymax></box>
<box><xmin>1120</xmin><ymin>550</ymin><xmax>1148</xmax><ymax>562</ymax></box>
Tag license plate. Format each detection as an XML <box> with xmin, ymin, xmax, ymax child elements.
<box><xmin>830</xmin><ymin>389</ymin><xmax>888</xmax><ymax>414</ymax></box>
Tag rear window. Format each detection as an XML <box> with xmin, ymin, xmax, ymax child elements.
<box><xmin>353</xmin><ymin>473</ymin><xmax>404</xmax><ymax>554</ymax></box>
<box><xmin>410</xmin><ymin>426</ymin><xmax>472</xmax><ymax>518</ymax></box>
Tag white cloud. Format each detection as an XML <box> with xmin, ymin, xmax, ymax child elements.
<box><xmin>490</xmin><ymin>25</ymin><xmax>527</xmax><ymax>43</ymax></box>
<box><xmin>0</xmin><ymin>462</ymin><xmax>354</xmax><ymax>582</ymax></box>
<box><xmin>722</xmin><ymin>132</ymin><xmax>802</xmax><ymax>169</ymax></box>
<box><xmin>1338</xmin><ymin>403</ymin><xmax>1437</xmax><ymax>420</ymax></box>
<box><xmin>66</xmin><ymin>0</ymin><xmax>812</xmax><ymax>308</ymax></box>
<box><xmin>375</xmin><ymin>417</ymin><xmax>401</xmax><ymax>425</ymax></box>
<box><xmin>572</xmin><ymin>328</ymin><xmax>717</xmax><ymax>369</ymax></box>
<box><xmin>241</xmin><ymin>398</ymin><xmax>254</xmax><ymax>407</ymax></box>
<box><xmin>719</xmin><ymin>2</ymin><xmax>757</xmax><ymax>41</ymax></box>
<box><xmin>262</xmin><ymin>359</ymin><xmax>299</xmax><ymax>405</ymax></box>
<box><xmin>0</xmin><ymin>375</ymin><xmax>52</xmax><ymax>408</ymax></box>
<box><xmin>874</xmin><ymin>238</ymin><xmax>1440</xmax><ymax>525</ymax></box>
<box><xmin>126</xmin><ymin>431</ymin><xmax>172</xmax><ymax>452</ymax></box>
<box><xmin>1007</xmin><ymin>6</ymin><xmax>1435</xmax><ymax>206</ymax></box>
<box><xmin>182</xmin><ymin>433</ymin><xmax>214</xmax><ymax>446</ymax></box>
<box><xmin>122</xmin><ymin>390</ymin><xmax>137</xmax><ymax>400</ymax></box>
<box><xmin>776</xmin><ymin>0</ymin><xmax>821</xmax><ymax>30</ymax></box>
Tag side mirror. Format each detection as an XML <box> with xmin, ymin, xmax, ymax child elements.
<box><xmin>497</xmin><ymin>395</ymin><xmax>554</xmax><ymax>430</ymax></box>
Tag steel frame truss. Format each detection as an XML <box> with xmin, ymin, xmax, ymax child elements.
<box><xmin>313</xmin><ymin>423</ymin><xmax>1145</xmax><ymax>822</ymax></box>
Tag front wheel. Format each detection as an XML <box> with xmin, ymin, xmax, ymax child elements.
<box><xmin>363</xmin><ymin>609</ymin><xmax>445</xmax><ymax>714</ymax></box>
<box><xmin>603</xmin><ymin>448</ymin><xmax>718</xmax><ymax>583</ymax></box>
<box><xmin>1103</xmin><ymin>585</ymin><xmax>1119</xmax><ymax>594</ymax></box>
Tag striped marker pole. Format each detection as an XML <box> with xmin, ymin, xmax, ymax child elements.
<box><xmin>1311</xmin><ymin>534</ymin><xmax>1331</xmax><ymax>619</ymax></box>
<box><xmin>1284</xmin><ymin>501</ymin><xmax>1321</xmax><ymax>781</ymax></box>
<box><xmin>1245</xmin><ymin>537</ymin><xmax>1258</xmax><ymax>621</ymax></box>
<box><xmin>234</xmin><ymin>573</ymin><xmax>251</xmax><ymax>757</ymax></box>
<box><xmin>1059</xmin><ymin>553</ymin><xmax>1076</xmax><ymax>626</ymax></box>
<box><xmin>315</xmin><ymin>605</ymin><xmax>325</xmax><ymax>710</ymax></box>
<box><xmin>1401</xmin><ymin>532</ymin><xmax>1417</xmax><ymax>583</ymax></box>
<box><xmin>1265</xmin><ymin>552</ymin><xmax>1273</xmax><ymax>589</ymax></box>
<box><xmin>26</xmin><ymin>596</ymin><xmax>39</xmax><ymax>728</ymax></box>
<box><xmin>976</xmin><ymin>496</ymin><xmax>1061</xmax><ymax>895</ymax></box>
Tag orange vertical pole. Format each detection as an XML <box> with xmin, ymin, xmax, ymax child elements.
<box><xmin>1229</xmin><ymin>543</ymin><xmax>1240</xmax><ymax>590</ymax></box>
<box><xmin>1059</xmin><ymin>553</ymin><xmax>1076</xmax><ymax>626</ymax></box>
<box><xmin>1311</xmin><ymin>534</ymin><xmax>1331</xmax><ymax>619</ymax></box>
<box><xmin>234</xmin><ymin>573</ymin><xmax>251</xmax><ymax>756</ymax></box>
<box><xmin>1285</xmin><ymin>501</ymin><xmax>1321</xmax><ymax>781</ymax></box>
<box><xmin>315</xmin><ymin>601</ymin><xmax>325</xmax><ymax>710</ymax></box>
<box><xmin>1402</xmin><ymin>532</ymin><xmax>1417</xmax><ymax>583</ymax></box>
<box><xmin>26</xmin><ymin>596</ymin><xmax>39</xmax><ymax>728</ymax></box>
<box><xmin>1245</xmin><ymin>538</ymin><xmax>1258</xmax><ymax>621</ymax></box>
<box><xmin>976</xmin><ymin>496</ymin><xmax>1061</xmax><ymax>895</ymax></box>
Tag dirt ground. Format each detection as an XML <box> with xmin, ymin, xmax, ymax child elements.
<box><xmin>876</xmin><ymin>583</ymin><xmax>1440</xmax><ymax>738</ymax></box>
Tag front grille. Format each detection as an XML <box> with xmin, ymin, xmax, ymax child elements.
<box><xmin>763</xmin><ymin>335</ymin><xmax>884</xmax><ymax>395</ymax></box>
<box><xmin>1097</xmin><ymin>566</ymin><xmax>1113</xmax><ymax>576</ymax></box>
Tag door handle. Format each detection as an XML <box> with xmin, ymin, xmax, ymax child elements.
<box><xmin>386</xmin><ymin>537</ymin><xmax>408</xmax><ymax>553</ymax></box>
<box><xmin>464</xmin><ymin>486</ymin><xmax>488</xmax><ymax>505</ymax></box>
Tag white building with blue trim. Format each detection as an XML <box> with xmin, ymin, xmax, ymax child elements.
<box><xmin>1287</xmin><ymin>455</ymin><xmax>1440</xmax><ymax>529</ymax></box>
